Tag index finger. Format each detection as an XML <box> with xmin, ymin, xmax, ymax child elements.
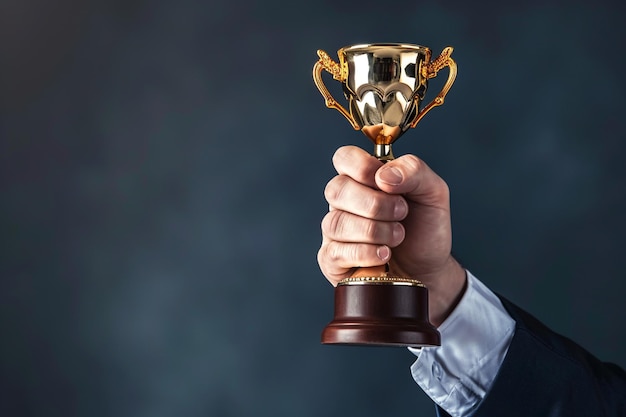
<box><xmin>332</xmin><ymin>145</ymin><xmax>383</xmax><ymax>189</ymax></box>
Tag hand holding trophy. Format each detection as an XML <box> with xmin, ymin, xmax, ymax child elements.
<box><xmin>313</xmin><ymin>43</ymin><xmax>457</xmax><ymax>347</ymax></box>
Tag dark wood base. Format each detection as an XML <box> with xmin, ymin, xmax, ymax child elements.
<box><xmin>321</xmin><ymin>282</ymin><xmax>440</xmax><ymax>347</ymax></box>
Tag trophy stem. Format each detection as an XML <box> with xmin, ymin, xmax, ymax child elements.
<box><xmin>374</xmin><ymin>144</ymin><xmax>394</xmax><ymax>161</ymax></box>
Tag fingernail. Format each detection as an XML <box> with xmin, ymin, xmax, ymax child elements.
<box><xmin>379</xmin><ymin>166</ymin><xmax>403</xmax><ymax>185</ymax></box>
<box><xmin>394</xmin><ymin>199</ymin><xmax>408</xmax><ymax>219</ymax></box>
<box><xmin>377</xmin><ymin>246</ymin><xmax>390</xmax><ymax>260</ymax></box>
<box><xmin>392</xmin><ymin>223</ymin><xmax>404</xmax><ymax>243</ymax></box>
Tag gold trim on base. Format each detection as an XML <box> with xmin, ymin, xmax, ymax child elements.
<box><xmin>338</xmin><ymin>276</ymin><xmax>426</xmax><ymax>287</ymax></box>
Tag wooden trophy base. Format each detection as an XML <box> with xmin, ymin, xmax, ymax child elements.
<box><xmin>321</xmin><ymin>274</ymin><xmax>440</xmax><ymax>347</ymax></box>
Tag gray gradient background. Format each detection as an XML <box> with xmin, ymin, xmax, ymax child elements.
<box><xmin>1</xmin><ymin>0</ymin><xmax>625</xmax><ymax>416</ymax></box>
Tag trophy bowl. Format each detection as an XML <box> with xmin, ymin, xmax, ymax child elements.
<box><xmin>313</xmin><ymin>43</ymin><xmax>457</xmax><ymax>347</ymax></box>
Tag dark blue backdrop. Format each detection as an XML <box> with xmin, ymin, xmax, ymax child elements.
<box><xmin>1</xmin><ymin>0</ymin><xmax>625</xmax><ymax>416</ymax></box>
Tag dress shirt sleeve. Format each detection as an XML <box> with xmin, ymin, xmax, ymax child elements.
<box><xmin>408</xmin><ymin>270</ymin><xmax>515</xmax><ymax>417</ymax></box>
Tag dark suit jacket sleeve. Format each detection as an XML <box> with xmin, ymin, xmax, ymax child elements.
<box><xmin>458</xmin><ymin>296</ymin><xmax>626</xmax><ymax>417</ymax></box>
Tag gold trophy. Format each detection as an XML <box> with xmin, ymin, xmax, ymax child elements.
<box><xmin>313</xmin><ymin>43</ymin><xmax>457</xmax><ymax>347</ymax></box>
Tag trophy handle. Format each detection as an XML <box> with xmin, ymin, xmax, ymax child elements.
<box><xmin>409</xmin><ymin>47</ymin><xmax>457</xmax><ymax>128</ymax></box>
<box><xmin>313</xmin><ymin>50</ymin><xmax>361</xmax><ymax>130</ymax></box>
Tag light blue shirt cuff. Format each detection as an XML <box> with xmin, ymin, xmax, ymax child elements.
<box><xmin>408</xmin><ymin>270</ymin><xmax>515</xmax><ymax>417</ymax></box>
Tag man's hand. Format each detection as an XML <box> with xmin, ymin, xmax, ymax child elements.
<box><xmin>317</xmin><ymin>146</ymin><xmax>467</xmax><ymax>326</ymax></box>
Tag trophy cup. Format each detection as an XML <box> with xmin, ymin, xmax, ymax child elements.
<box><xmin>313</xmin><ymin>43</ymin><xmax>457</xmax><ymax>347</ymax></box>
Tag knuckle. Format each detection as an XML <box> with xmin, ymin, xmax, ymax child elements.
<box><xmin>432</xmin><ymin>177</ymin><xmax>450</xmax><ymax>202</ymax></box>
<box><xmin>332</xmin><ymin>145</ymin><xmax>359</xmax><ymax>166</ymax></box>
<box><xmin>364</xmin><ymin>219</ymin><xmax>380</xmax><ymax>242</ymax></box>
<box><xmin>364</xmin><ymin>194</ymin><xmax>383</xmax><ymax>217</ymax></box>
<box><xmin>318</xmin><ymin>243</ymin><xmax>339</xmax><ymax>271</ymax></box>
<box><xmin>324</xmin><ymin>175</ymin><xmax>347</xmax><ymax>204</ymax></box>
<box><xmin>349</xmin><ymin>243</ymin><xmax>368</xmax><ymax>264</ymax></box>
<box><xmin>401</xmin><ymin>154</ymin><xmax>423</xmax><ymax>173</ymax></box>
<box><xmin>323</xmin><ymin>241</ymin><xmax>368</xmax><ymax>266</ymax></box>
<box><xmin>332</xmin><ymin>147</ymin><xmax>348</xmax><ymax>166</ymax></box>
<box><xmin>317</xmin><ymin>245</ymin><xmax>328</xmax><ymax>268</ymax></box>
<box><xmin>326</xmin><ymin>241</ymin><xmax>343</xmax><ymax>263</ymax></box>
<box><xmin>321</xmin><ymin>210</ymin><xmax>344</xmax><ymax>237</ymax></box>
<box><xmin>317</xmin><ymin>247</ymin><xmax>338</xmax><ymax>283</ymax></box>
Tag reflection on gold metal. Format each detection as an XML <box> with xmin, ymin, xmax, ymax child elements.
<box><xmin>411</xmin><ymin>47</ymin><xmax>457</xmax><ymax>128</ymax></box>
<box><xmin>424</xmin><ymin>46</ymin><xmax>454</xmax><ymax>78</ymax></box>
<box><xmin>316</xmin><ymin>50</ymin><xmax>346</xmax><ymax>81</ymax></box>
<box><xmin>313</xmin><ymin>52</ymin><xmax>359</xmax><ymax>130</ymax></box>
<box><xmin>313</xmin><ymin>43</ymin><xmax>457</xmax><ymax>159</ymax></box>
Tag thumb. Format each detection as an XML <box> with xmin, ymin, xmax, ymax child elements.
<box><xmin>374</xmin><ymin>155</ymin><xmax>450</xmax><ymax>209</ymax></box>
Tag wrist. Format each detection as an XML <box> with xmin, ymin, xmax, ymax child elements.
<box><xmin>426</xmin><ymin>256</ymin><xmax>467</xmax><ymax>327</ymax></box>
